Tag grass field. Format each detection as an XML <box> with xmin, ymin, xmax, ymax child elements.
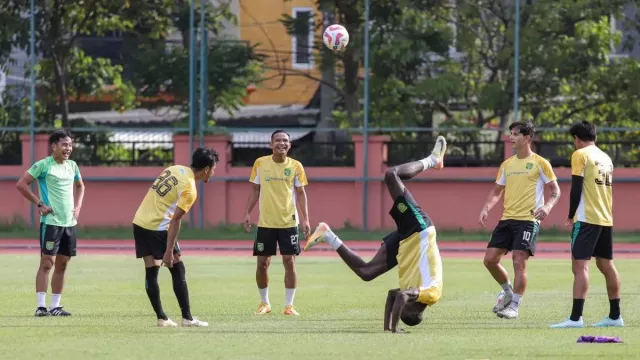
<box><xmin>1</xmin><ymin>254</ymin><xmax>637</xmax><ymax>359</ymax></box>
<box><xmin>0</xmin><ymin>223</ymin><xmax>639</xmax><ymax>242</ymax></box>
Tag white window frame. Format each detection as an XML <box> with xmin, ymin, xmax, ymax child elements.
<box><xmin>291</xmin><ymin>7</ymin><xmax>314</xmax><ymax>70</ymax></box>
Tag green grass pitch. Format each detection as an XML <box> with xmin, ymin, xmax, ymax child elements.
<box><xmin>0</xmin><ymin>254</ymin><xmax>638</xmax><ymax>359</ymax></box>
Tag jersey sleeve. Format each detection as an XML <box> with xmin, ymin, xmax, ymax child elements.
<box><xmin>249</xmin><ymin>159</ymin><xmax>260</xmax><ymax>185</ymax></box>
<box><xmin>177</xmin><ymin>181</ymin><xmax>197</xmax><ymax>213</ymax></box>
<box><xmin>294</xmin><ymin>162</ymin><xmax>308</xmax><ymax>187</ymax></box>
<box><xmin>27</xmin><ymin>159</ymin><xmax>46</xmax><ymax>179</ymax></box>
<box><xmin>570</xmin><ymin>151</ymin><xmax>587</xmax><ymax>177</ymax></box>
<box><xmin>495</xmin><ymin>162</ymin><xmax>506</xmax><ymax>186</ymax></box>
<box><xmin>538</xmin><ymin>157</ymin><xmax>557</xmax><ymax>184</ymax></box>
<box><xmin>72</xmin><ymin>161</ymin><xmax>82</xmax><ymax>182</ymax></box>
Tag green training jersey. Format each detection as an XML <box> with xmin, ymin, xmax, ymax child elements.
<box><xmin>27</xmin><ymin>156</ymin><xmax>81</xmax><ymax>227</ymax></box>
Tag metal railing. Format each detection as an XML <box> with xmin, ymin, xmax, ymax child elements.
<box><xmin>230</xmin><ymin>141</ymin><xmax>355</xmax><ymax>167</ymax></box>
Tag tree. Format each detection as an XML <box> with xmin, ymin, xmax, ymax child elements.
<box><xmin>279</xmin><ymin>0</ymin><xmax>458</xmax><ymax>130</ymax></box>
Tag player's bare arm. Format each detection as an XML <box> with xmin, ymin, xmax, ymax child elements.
<box><xmin>16</xmin><ymin>172</ymin><xmax>54</xmax><ymax>215</ymax></box>
<box><xmin>164</xmin><ymin>206</ymin><xmax>187</xmax><ymax>268</ymax></box>
<box><xmin>388</xmin><ymin>288</ymin><xmax>420</xmax><ymax>333</ymax></box>
<box><xmin>533</xmin><ymin>180</ymin><xmax>561</xmax><ymax>221</ymax></box>
<box><xmin>383</xmin><ymin>288</ymin><xmax>401</xmax><ymax>331</ymax></box>
<box><xmin>243</xmin><ymin>183</ymin><xmax>260</xmax><ymax>232</ymax></box>
<box><xmin>295</xmin><ymin>186</ymin><xmax>310</xmax><ymax>238</ymax></box>
<box><xmin>74</xmin><ymin>177</ymin><xmax>85</xmax><ymax>220</ymax></box>
<box><xmin>479</xmin><ymin>184</ymin><xmax>505</xmax><ymax>227</ymax></box>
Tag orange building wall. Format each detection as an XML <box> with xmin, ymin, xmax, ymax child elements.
<box><xmin>2</xmin><ymin>134</ymin><xmax>640</xmax><ymax>233</ymax></box>
<box><xmin>240</xmin><ymin>0</ymin><xmax>321</xmax><ymax>105</ymax></box>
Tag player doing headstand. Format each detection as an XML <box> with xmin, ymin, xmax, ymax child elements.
<box><xmin>304</xmin><ymin>136</ymin><xmax>447</xmax><ymax>333</ymax></box>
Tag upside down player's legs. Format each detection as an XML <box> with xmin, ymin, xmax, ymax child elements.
<box><xmin>336</xmin><ymin>242</ymin><xmax>390</xmax><ymax>282</ymax></box>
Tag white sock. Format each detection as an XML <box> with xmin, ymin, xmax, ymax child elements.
<box><xmin>500</xmin><ymin>281</ymin><xmax>513</xmax><ymax>294</ymax></box>
<box><xmin>259</xmin><ymin>288</ymin><xmax>270</xmax><ymax>305</ymax></box>
<box><xmin>36</xmin><ymin>292</ymin><xmax>46</xmax><ymax>308</ymax></box>
<box><xmin>50</xmin><ymin>294</ymin><xmax>61</xmax><ymax>309</ymax></box>
<box><xmin>512</xmin><ymin>294</ymin><xmax>522</xmax><ymax>309</ymax></box>
<box><xmin>325</xmin><ymin>229</ymin><xmax>343</xmax><ymax>250</ymax></box>
<box><xmin>285</xmin><ymin>288</ymin><xmax>296</xmax><ymax>307</ymax></box>
<box><xmin>419</xmin><ymin>155</ymin><xmax>438</xmax><ymax>171</ymax></box>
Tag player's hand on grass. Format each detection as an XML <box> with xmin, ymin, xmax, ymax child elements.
<box><xmin>391</xmin><ymin>329</ymin><xmax>407</xmax><ymax>334</ymax></box>
<box><xmin>162</xmin><ymin>251</ymin><xmax>174</xmax><ymax>268</ymax></box>
<box><xmin>244</xmin><ymin>213</ymin><xmax>252</xmax><ymax>232</ymax></box>
<box><xmin>533</xmin><ymin>205</ymin><xmax>551</xmax><ymax>221</ymax></box>
<box><xmin>478</xmin><ymin>208</ymin><xmax>489</xmax><ymax>227</ymax></box>
<box><xmin>39</xmin><ymin>204</ymin><xmax>54</xmax><ymax>216</ymax></box>
<box><xmin>73</xmin><ymin>206</ymin><xmax>81</xmax><ymax>220</ymax></box>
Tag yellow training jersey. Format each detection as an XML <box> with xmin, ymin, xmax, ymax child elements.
<box><xmin>571</xmin><ymin>145</ymin><xmax>613</xmax><ymax>226</ymax></box>
<box><xmin>496</xmin><ymin>153</ymin><xmax>557</xmax><ymax>221</ymax></box>
<box><xmin>397</xmin><ymin>226</ymin><xmax>443</xmax><ymax>306</ymax></box>
<box><xmin>133</xmin><ymin>165</ymin><xmax>197</xmax><ymax>231</ymax></box>
<box><xmin>249</xmin><ymin>156</ymin><xmax>308</xmax><ymax>228</ymax></box>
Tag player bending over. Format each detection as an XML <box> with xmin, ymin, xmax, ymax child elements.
<box><xmin>304</xmin><ymin>136</ymin><xmax>447</xmax><ymax>333</ymax></box>
<box><xmin>132</xmin><ymin>147</ymin><xmax>218</xmax><ymax>327</ymax></box>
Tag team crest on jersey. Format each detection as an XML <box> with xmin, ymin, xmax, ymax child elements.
<box><xmin>284</xmin><ymin>168</ymin><xmax>292</xmax><ymax>177</ymax></box>
<box><xmin>397</xmin><ymin>203</ymin><xmax>408</xmax><ymax>213</ymax></box>
<box><xmin>45</xmin><ymin>241</ymin><xmax>54</xmax><ymax>250</ymax></box>
<box><xmin>526</xmin><ymin>162</ymin><xmax>533</xmax><ymax>169</ymax></box>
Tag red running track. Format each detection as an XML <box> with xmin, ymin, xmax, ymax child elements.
<box><xmin>1</xmin><ymin>239</ymin><xmax>640</xmax><ymax>258</ymax></box>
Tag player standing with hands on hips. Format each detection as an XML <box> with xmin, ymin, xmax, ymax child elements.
<box><xmin>478</xmin><ymin>121</ymin><xmax>561</xmax><ymax>320</ymax></box>
<box><xmin>244</xmin><ymin>130</ymin><xmax>310</xmax><ymax>316</ymax></box>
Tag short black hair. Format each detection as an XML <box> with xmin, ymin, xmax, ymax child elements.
<box><xmin>191</xmin><ymin>147</ymin><xmax>219</xmax><ymax>170</ymax></box>
<box><xmin>569</xmin><ymin>120</ymin><xmax>597</xmax><ymax>142</ymax></box>
<box><xmin>400</xmin><ymin>312</ymin><xmax>423</xmax><ymax>327</ymax></box>
<box><xmin>49</xmin><ymin>130</ymin><xmax>72</xmax><ymax>145</ymax></box>
<box><xmin>271</xmin><ymin>129</ymin><xmax>290</xmax><ymax>141</ymax></box>
<box><xmin>509</xmin><ymin>121</ymin><xmax>536</xmax><ymax>137</ymax></box>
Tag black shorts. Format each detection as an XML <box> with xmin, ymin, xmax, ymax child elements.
<box><xmin>571</xmin><ymin>222</ymin><xmax>613</xmax><ymax>260</ymax></box>
<box><xmin>253</xmin><ymin>226</ymin><xmax>300</xmax><ymax>256</ymax></box>
<box><xmin>133</xmin><ymin>224</ymin><xmax>181</xmax><ymax>259</ymax></box>
<box><xmin>39</xmin><ymin>223</ymin><xmax>76</xmax><ymax>257</ymax></box>
<box><xmin>383</xmin><ymin>189</ymin><xmax>433</xmax><ymax>269</ymax></box>
<box><xmin>488</xmin><ymin>219</ymin><xmax>539</xmax><ymax>256</ymax></box>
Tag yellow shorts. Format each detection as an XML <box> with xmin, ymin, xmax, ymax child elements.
<box><xmin>417</xmin><ymin>283</ymin><xmax>442</xmax><ymax>306</ymax></box>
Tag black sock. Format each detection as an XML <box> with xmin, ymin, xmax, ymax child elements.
<box><xmin>169</xmin><ymin>261</ymin><xmax>192</xmax><ymax>320</ymax></box>
<box><xmin>145</xmin><ymin>266</ymin><xmax>167</xmax><ymax>320</ymax></box>
<box><xmin>609</xmin><ymin>299</ymin><xmax>620</xmax><ymax>320</ymax></box>
<box><xmin>570</xmin><ymin>298</ymin><xmax>585</xmax><ymax>321</ymax></box>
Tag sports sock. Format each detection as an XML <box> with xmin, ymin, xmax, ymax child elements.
<box><xmin>609</xmin><ymin>298</ymin><xmax>620</xmax><ymax>320</ymax></box>
<box><xmin>285</xmin><ymin>288</ymin><xmax>296</xmax><ymax>307</ymax></box>
<box><xmin>419</xmin><ymin>155</ymin><xmax>438</xmax><ymax>171</ymax></box>
<box><xmin>145</xmin><ymin>266</ymin><xmax>168</xmax><ymax>320</ymax></box>
<box><xmin>36</xmin><ymin>292</ymin><xmax>46</xmax><ymax>308</ymax></box>
<box><xmin>259</xmin><ymin>287</ymin><xmax>270</xmax><ymax>305</ymax></box>
<box><xmin>570</xmin><ymin>298</ymin><xmax>585</xmax><ymax>321</ymax></box>
<box><xmin>169</xmin><ymin>261</ymin><xmax>192</xmax><ymax>321</ymax></box>
<box><xmin>500</xmin><ymin>281</ymin><xmax>513</xmax><ymax>294</ymax></box>
<box><xmin>511</xmin><ymin>294</ymin><xmax>522</xmax><ymax>310</ymax></box>
<box><xmin>325</xmin><ymin>228</ymin><xmax>343</xmax><ymax>250</ymax></box>
<box><xmin>50</xmin><ymin>294</ymin><xmax>61</xmax><ymax>309</ymax></box>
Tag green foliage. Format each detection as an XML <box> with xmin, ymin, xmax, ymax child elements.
<box><xmin>129</xmin><ymin>39</ymin><xmax>264</xmax><ymax>121</ymax></box>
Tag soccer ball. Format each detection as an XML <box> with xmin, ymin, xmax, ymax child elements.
<box><xmin>323</xmin><ymin>24</ymin><xmax>349</xmax><ymax>51</ymax></box>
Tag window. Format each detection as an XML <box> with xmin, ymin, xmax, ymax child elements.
<box><xmin>292</xmin><ymin>7</ymin><xmax>313</xmax><ymax>69</ymax></box>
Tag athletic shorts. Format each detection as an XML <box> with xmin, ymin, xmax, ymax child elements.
<box><xmin>571</xmin><ymin>221</ymin><xmax>613</xmax><ymax>260</ymax></box>
<box><xmin>253</xmin><ymin>226</ymin><xmax>300</xmax><ymax>256</ymax></box>
<box><xmin>133</xmin><ymin>224</ymin><xmax>181</xmax><ymax>259</ymax></box>
<box><xmin>383</xmin><ymin>189</ymin><xmax>433</xmax><ymax>269</ymax></box>
<box><xmin>488</xmin><ymin>219</ymin><xmax>539</xmax><ymax>256</ymax></box>
<box><xmin>39</xmin><ymin>223</ymin><xmax>76</xmax><ymax>257</ymax></box>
